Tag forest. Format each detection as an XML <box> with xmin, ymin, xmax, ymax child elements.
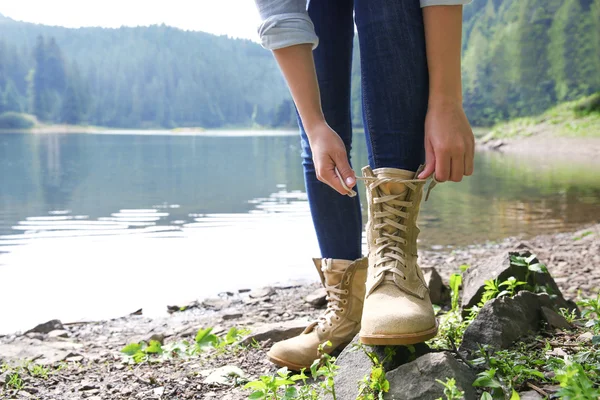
<box><xmin>0</xmin><ymin>0</ymin><xmax>599</xmax><ymax>129</ymax></box>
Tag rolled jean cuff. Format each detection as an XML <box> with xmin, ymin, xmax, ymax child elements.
<box><xmin>258</xmin><ymin>13</ymin><xmax>319</xmax><ymax>50</ymax></box>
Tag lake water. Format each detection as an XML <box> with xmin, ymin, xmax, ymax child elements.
<box><xmin>1</xmin><ymin>131</ymin><xmax>600</xmax><ymax>334</ymax></box>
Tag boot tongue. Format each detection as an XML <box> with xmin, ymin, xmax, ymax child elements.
<box><xmin>373</xmin><ymin>168</ymin><xmax>416</xmax><ymax>233</ymax></box>
<box><xmin>321</xmin><ymin>259</ymin><xmax>351</xmax><ymax>286</ymax></box>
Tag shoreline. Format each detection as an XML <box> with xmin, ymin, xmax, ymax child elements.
<box><xmin>1</xmin><ymin>223</ymin><xmax>598</xmax><ymax>339</ymax></box>
<box><xmin>0</xmin><ymin>224</ymin><xmax>598</xmax><ymax>398</ymax></box>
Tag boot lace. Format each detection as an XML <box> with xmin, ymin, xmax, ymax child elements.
<box><xmin>357</xmin><ymin>175</ymin><xmax>437</xmax><ymax>281</ymax></box>
<box><xmin>316</xmin><ymin>270</ymin><xmax>348</xmax><ymax>331</ymax></box>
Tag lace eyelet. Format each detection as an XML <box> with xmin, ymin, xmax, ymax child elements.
<box><xmin>344</xmin><ymin>290</ymin><xmax>349</xmax><ymax>295</ymax></box>
<box><xmin>403</xmin><ymin>277</ymin><xmax>407</xmax><ymax>280</ymax></box>
<box><xmin>342</xmin><ymin>299</ymin><xmax>348</xmax><ymax>304</ymax></box>
<box><xmin>340</xmin><ymin>309</ymin><xmax>345</xmax><ymax>313</ymax></box>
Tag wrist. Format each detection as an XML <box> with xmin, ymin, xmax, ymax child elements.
<box><xmin>428</xmin><ymin>93</ymin><xmax>463</xmax><ymax>109</ymax></box>
<box><xmin>302</xmin><ymin>115</ymin><xmax>326</xmax><ymax>132</ymax></box>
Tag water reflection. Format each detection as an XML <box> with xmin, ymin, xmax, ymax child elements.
<box><xmin>0</xmin><ymin>131</ymin><xmax>599</xmax><ymax>333</ymax></box>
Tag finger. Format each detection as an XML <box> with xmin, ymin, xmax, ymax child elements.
<box><xmin>319</xmin><ymin>161</ymin><xmax>351</xmax><ymax>196</ymax></box>
<box><xmin>418</xmin><ymin>138</ymin><xmax>436</xmax><ymax>179</ymax></box>
<box><xmin>435</xmin><ymin>150</ymin><xmax>450</xmax><ymax>182</ymax></box>
<box><xmin>450</xmin><ymin>156</ymin><xmax>464</xmax><ymax>182</ymax></box>
<box><xmin>465</xmin><ymin>146</ymin><xmax>474</xmax><ymax>176</ymax></box>
<box><xmin>332</xmin><ymin>152</ymin><xmax>356</xmax><ymax>189</ymax></box>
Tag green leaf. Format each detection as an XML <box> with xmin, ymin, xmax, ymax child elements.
<box><xmin>592</xmin><ymin>335</ymin><xmax>600</xmax><ymax>345</ymax></box>
<box><xmin>121</xmin><ymin>343</ymin><xmax>142</xmax><ymax>355</ymax></box>
<box><xmin>525</xmin><ymin>254</ymin><xmax>537</xmax><ymax>264</ymax></box>
<box><xmin>527</xmin><ymin>263</ymin><xmax>548</xmax><ymax>273</ymax></box>
<box><xmin>510</xmin><ymin>389</ymin><xmax>520</xmax><ymax>400</ymax></box>
<box><xmin>244</xmin><ymin>381</ymin><xmax>267</xmax><ymax>391</ymax></box>
<box><xmin>480</xmin><ymin>393</ymin><xmax>493</xmax><ymax>400</ymax></box>
<box><xmin>248</xmin><ymin>391</ymin><xmax>265</xmax><ymax>399</ymax></box>
<box><xmin>195</xmin><ymin>327</ymin><xmax>218</xmax><ymax>348</ymax></box>
<box><xmin>145</xmin><ymin>340</ymin><xmax>163</xmax><ymax>354</ymax></box>
<box><xmin>473</xmin><ymin>376</ymin><xmax>502</xmax><ymax>389</ymax></box>
<box><xmin>283</xmin><ymin>386</ymin><xmax>297</xmax><ymax>399</ymax></box>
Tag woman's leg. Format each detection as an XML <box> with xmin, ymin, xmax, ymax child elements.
<box><xmin>354</xmin><ymin>0</ymin><xmax>438</xmax><ymax>345</ymax></box>
<box><xmin>300</xmin><ymin>0</ymin><xmax>362</xmax><ymax>261</ymax></box>
<box><xmin>355</xmin><ymin>0</ymin><xmax>428</xmax><ymax>170</ymax></box>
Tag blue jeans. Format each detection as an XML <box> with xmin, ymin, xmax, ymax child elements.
<box><xmin>300</xmin><ymin>0</ymin><xmax>429</xmax><ymax>260</ymax></box>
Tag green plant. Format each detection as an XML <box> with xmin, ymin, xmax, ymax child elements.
<box><xmin>436</xmin><ymin>378</ymin><xmax>464</xmax><ymax>400</ymax></box>
<box><xmin>577</xmin><ymin>293</ymin><xmax>600</xmax><ymax>334</ymax></box>
<box><xmin>559</xmin><ymin>307</ymin><xmax>578</xmax><ymax>324</ymax></box>
<box><xmin>27</xmin><ymin>364</ymin><xmax>49</xmax><ymax>379</ymax></box>
<box><xmin>6</xmin><ymin>371</ymin><xmax>24</xmax><ymax>391</ymax></box>
<box><xmin>498</xmin><ymin>277</ymin><xmax>527</xmax><ymax>298</ymax></box>
<box><xmin>244</xmin><ymin>341</ymin><xmax>339</xmax><ymax>400</ymax></box>
<box><xmin>555</xmin><ymin>361</ymin><xmax>600</xmax><ymax>399</ymax></box>
<box><xmin>244</xmin><ymin>367</ymin><xmax>299</xmax><ymax>399</ymax></box>
<box><xmin>356</xmin><ymin>345</ymin><xmax>396</xmax><ymax>400</ymax></box>
<box><xmin>449</xmin><ymin>273</ymin><xmax>462</xmax><ymax>312</ymax></box>
<box><xmin>121</xmin><ymin>326</ymin><xmax>250</xmax><ymax>364</ymax></box>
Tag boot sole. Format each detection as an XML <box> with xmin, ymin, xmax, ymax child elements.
<box><xmin>359</xmin><ymin>323</ymin><xmax>438</xmax><ymax>346</ymax></box>
<box><xmin>267</xmin><ymin>354</ymin><xmax>310</xmax><ymax>371</ymax></box>
<box><xmin>267</xmin><ymin>341</ymin><xmax>352</xmax><ymax>371</ymax></box>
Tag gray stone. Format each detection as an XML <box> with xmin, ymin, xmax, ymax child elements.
<box><xmin>305</xmin><ymin>288</ymin><xmax>327</xmax><ymax>307</ymax></box>
<box><xmin>384</xmin><ymin>352</ymin><xmax>476</xmax><ymax>400</ymax></box>
<box><xmin>241</xmin><ymin>320</ymin><xmax>310</xmax><ymax>345</ymax></box>
<box><xmin>147</xmin><ymin>333</ymin><xmax>165</xmax><ymax>345</ymax></box>
<box><xmin>202</xmin><ymin>365</ymin><xmax>246</xmax><ymax>385</ymax></box>
<box><xmin>541</xmin><ymin>306</ymin><xmax>571</xmax><ymax>330</ymax></box>
<box><xmin>422</xmin><ymin>267</ymin><xmax>449</xmax><ymax>305</ymax></box>
<box><xmin>25</xmin><ymin>319</ymin><xmax>64</xmax><ymax>334</ymax></box>
<box><xmin>222</xmin><ymin>311</ymin><xmax>243</xmax><ymax>321</ymax></box>
<box><xmin>577</xmin><ymin>332</ymin><xmax>593</xmax><ymax>343</ymax></box>
<box><xmin>0</xmin><ymin>341</ymin><xmax>83</xmax><ymax>365</ymax></box>
<box><xmin>333</xmin><ymin>335</ymin><xmax>431</xmax><ymax>400</ymax></box>
<box><xmin>0</xmin><ymin>372</ymin><xmax>8</xmax><ymax>385</ymax></box>
<box><xmin>518</xmin><ymin>390</ymin><xmax>544</xmax><ymax>400</ymax></box>
<box><xmin>47</xmin><ymin>329</ymin><xmax>70</xmax><ymax>339</ymax></box>
<box><xmin>202</xmin><ymin>298</ymin><xmax>231</xmax><ymax>310</ymax></box>
<box><xmin>250</xmin><ymin>287</ymin><xmax>276</xmax><ymax>298</ymax></box>
<box><xmin>461</xmin><ymin>252</ymin><xmax>565</xmax><ymax>310</ymax></box>
<box><xmin>461</xmin><ymin>291</ymin><xmax>547</xmax><ymax>353</ymax></box>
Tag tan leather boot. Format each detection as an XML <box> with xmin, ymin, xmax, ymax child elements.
<box><xmin>267</xmin><ymin>257</ymin><xmax>368</xmax><ymax>370</ymax></box>
<box><xmin>359</xmin><ymin>166</ymin><xmax>437</xmax><ymax>345</ymax></box>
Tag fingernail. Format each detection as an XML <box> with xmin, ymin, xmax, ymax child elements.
<box><xmin>346</xmin><ymin>177</ymin><xmax>355</xmax><ymax>186</ymax></box>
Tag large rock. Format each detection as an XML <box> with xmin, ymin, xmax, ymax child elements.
<box><xmin>305</xmin><ymin>288</ymin><xmax>327</xmax><ymax>307</ymax></box>
<box><xmin>422</xmin><ymin>267</ymin><xmax>449</xmax><ymax>305</ymax></box>
<box><xmin>249</xmin><ymin>287</ymin><xmax>275</xmax><ymax>299</ymax></box>
<box><xmin>384</xmin><ymin>352</ymin><xmax>476</xmax><ymax>400</ymax></box>
<box><xmin>461</xmin><ymin>291</ymin><xmax>574</xmax><ymax>353</ymax></box>
<box><xmin>25</xmin><ymin>319</ymin><xmax>64</xmax><ymax>334</ymax></box>
<box><xmin>519</xmin><ymin>391</ymin><xmax>544</xmax><ymax>400</ymax></box>
<box><xmin>241</xmin><ymin>320</ymin><xmax>310</xmax><ymax>345</ymax></box>
<box><xmin>461</xmin><ymin>252</ymin><xmax>565</xmax><ymax>310</ymax></box>
<box><xmin>333</xmin><ymin>335</ymin><xmax>431</xmax><ymax>400</ymax></box>
<box><xmin>0</xmin><ymin>341</ymin><xmax>83</xmax><ymax>365</ymax></box>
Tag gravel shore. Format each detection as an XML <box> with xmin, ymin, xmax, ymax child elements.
<box><xmin>1</xmin><ymin>224</ymin><xmax>598</xmax><ymax>399</ymax></box>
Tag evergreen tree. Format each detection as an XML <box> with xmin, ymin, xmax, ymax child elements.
<box><xmin>2</xmin><ymin>79</ymin><xmax>22</xmax><ymax>113</ymax></box>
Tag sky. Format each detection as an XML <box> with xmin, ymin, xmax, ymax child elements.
<box><xmin>0</xmin><ymin>0</ymin><xmax>262</xmax><ymax>41</ymax></box>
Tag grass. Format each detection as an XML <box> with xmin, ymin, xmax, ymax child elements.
<box><xmin>482</xmin><ymin>92</ymin><xmax>600</xmax><ymax>140</ymax></box>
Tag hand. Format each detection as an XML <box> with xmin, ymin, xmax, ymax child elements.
<box><xmin>307</xmin><ymin>121</ymin><xmax>356</xmax><ymax>195</ymax></box>
<box><xmin>418</xmin><ymin>100</ymin><xmax>474</xmax><ymax>182</ymax></box>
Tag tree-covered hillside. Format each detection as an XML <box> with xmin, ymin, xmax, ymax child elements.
<box><xmin>0</xmin><ymin>0</ymin><xmax>598</xmax><ymax>129</ymax></box>
<box><xmin>0</xmin><ymin>16</ymin><xmax>290</xmax><ymax>128</ymax></box>
<box><xmin>461</xmin><ymin>0</ymin><xmax>600</xmax><ymax>125</ymax></box>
